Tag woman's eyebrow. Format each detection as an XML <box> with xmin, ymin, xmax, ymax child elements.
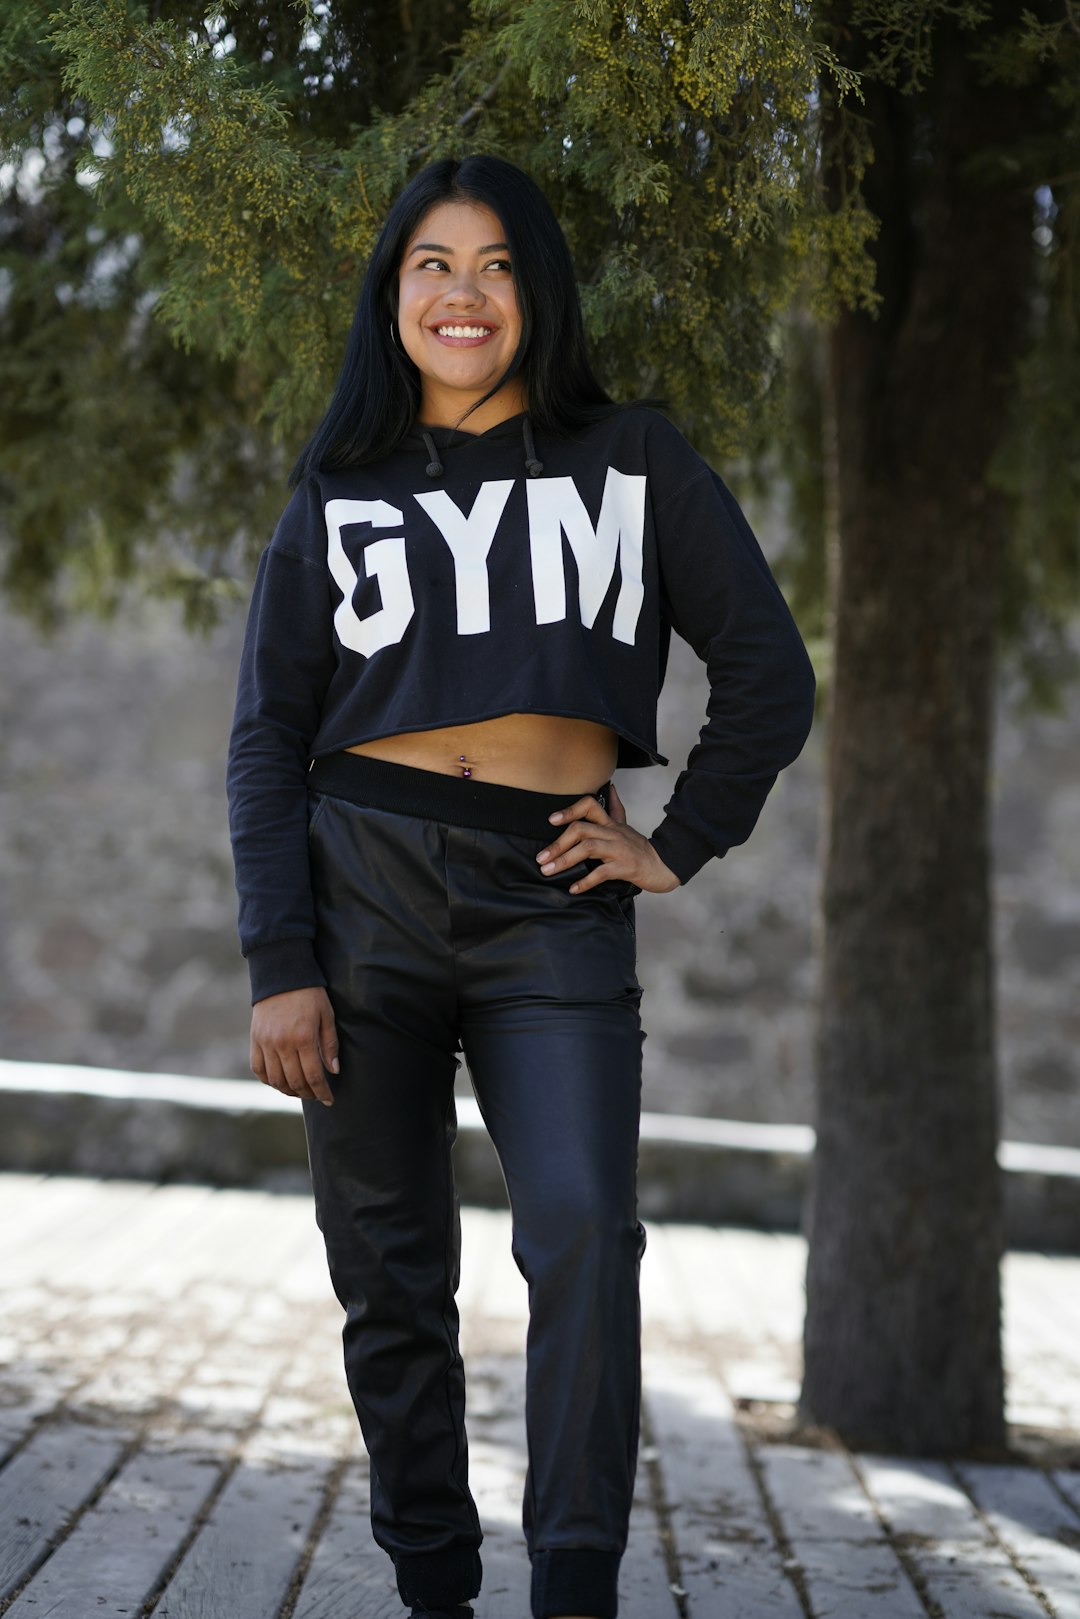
<box><xmin>407</xmin><ymin>241</ymin><xmax>510</xmax><ymax>255</ymax></box>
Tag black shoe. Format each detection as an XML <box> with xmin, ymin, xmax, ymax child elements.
<box><xmin>409</xmin><ymin>1606</ymin><xmax>474</xmax><ymax>1619</ymax></box>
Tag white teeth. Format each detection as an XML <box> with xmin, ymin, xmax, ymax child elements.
<box><xmin>436</xmin><ymin>325</ymin><xmax>493</xmax><ymax>338</ymax></box>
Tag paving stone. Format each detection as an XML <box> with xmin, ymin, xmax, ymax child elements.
<box><xmin>642</xmin><ymin>1344</ymin><xmax>803</xmax><ymax>1618</ymax></box>
<box><xmin>905</xmin><ymin>1536</ymin><xmax>1048</xmax><ymax>1619</ymax></box>
<box><xmin>856</xmin><ymin>1455</ymin><xmax>989</xmax><ymax>1542</ymax></box>
<box><xmin>291</xmin><ymin>1462</ymin><xmax>400</xmax><ymax>1619</ymax></box>
<box><xmin>792</xmin><ymin>1537</ymin><xmax>926</xmax><ymax>1618</ymax></box>
<box><xmin>154</xmin><ymin>1450</ymin><xmax>332</xmax><ymax>1619</ymax></box>
<box><xmin>957</xmin><ymin>1462</ymin><xmax>1080</xmax><ymax>1619</ymax></box>
<box><xmin>4</xmin><ymin>1445</ymin><xmax>223</xmax><ymax>1619</ymax></box>
<box><xmin>760</xmin><ymin>1446</ymin><xmax>884</xmax><ymax>1543</ymax></box>
<box><xmin>0</xmin><ymin>1420</ymin><xmax>131</xmax><ymax>1600</ymax></box>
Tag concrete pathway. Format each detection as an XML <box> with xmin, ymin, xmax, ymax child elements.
<box><xmin>0</xmin><ymin>1172</ymin><xmax>1077</xmax><ymax>1617</ymax></box>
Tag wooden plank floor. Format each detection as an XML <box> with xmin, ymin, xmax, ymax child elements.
<box><xmin>0</xmin><ymin>1173</ymin><xmax>1078</xmax><ymax>1618</ymax></box>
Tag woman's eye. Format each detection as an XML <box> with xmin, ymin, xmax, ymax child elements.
<box><xmin>415</xmin><ymin>257</ymin><xmax>512</xmax><ymax>273</ymax></box>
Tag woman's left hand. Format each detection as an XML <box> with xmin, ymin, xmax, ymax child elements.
<box><xmin>535</xmin><ymin>781</ymin><xmax>682</xmax><ymax>894</ymax></box>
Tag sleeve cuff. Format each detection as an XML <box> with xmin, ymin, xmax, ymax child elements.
<box><xmin>246</xmin><ymin>937</ymin><xmax>327</xmax><ymax>1005</ymax></box>
<box><xmin>648</xmin><ymin>820</ymin><xmax>722</xmax><ymax>886</ymax></box>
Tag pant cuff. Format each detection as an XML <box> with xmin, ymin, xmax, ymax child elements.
<box><xmin>530</xmin><ymin>1547</ymin><xmax>621</xmax><ymax>1618</ymax></box>
<box><xmin>393</xmin><ymin>1544</ymin><xmax>482</xmax><ymax>1608</ymax></box>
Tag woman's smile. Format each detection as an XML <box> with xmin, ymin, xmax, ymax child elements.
<box><xmin>428</xmin><ymin>321</ymin><xmax>499</xmax><ymax>347</ymax></box>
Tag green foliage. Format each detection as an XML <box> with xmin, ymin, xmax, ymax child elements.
<box><xmin>842</xmin><ymin>0</ymin><xmax>995</xmax><ymax>93</ymax></box>
<box><xmin>974</xmin><ymin>0</ymin><xmax>1080</xmax><ymax>702</ymax></box>
<box><xmin>991</xmin><ymin>226</ymin><xmax>1080</xmax><ymax>708</ymax></box>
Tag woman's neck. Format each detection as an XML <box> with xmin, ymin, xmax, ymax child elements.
<box><xmin>417</xmin><ymin>380</ymin><xmax>528</xmax><ymax>434</ymax></box>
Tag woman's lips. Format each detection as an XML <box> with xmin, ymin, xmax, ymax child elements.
<box><xmin>428</xmin><ymin>325</ymin><xmax>497</xmax><ymax>347</ymax></box>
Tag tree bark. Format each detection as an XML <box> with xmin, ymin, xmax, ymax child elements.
<box><xmin>801</xmin><ymin>15</ymin><xmax>1044</xmax><ymax>1453</ymax></box>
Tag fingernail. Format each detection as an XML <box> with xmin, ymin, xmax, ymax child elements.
<box><xmin>549</xmin><ymin>812</ymin><xmax>562</xmax><ymax>822</ymax></box>
<box><xmin>541</xmin><ymin>861</ymin><xmax>556</xmax><ymax>874</ymax></box>
<box><xmin>331</xmin><ymin>1058</ymin><xmax>340</xmax><ymax>1073</ymax></box>
<box><xmin>536</xmin><ymin>849</ymin><xmax>550</xmax><ymax>861</ymax></box>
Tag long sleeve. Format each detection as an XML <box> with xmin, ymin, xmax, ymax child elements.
<box><xmin>645</xmin><ymin>426</ymin><xmax>817</xmax><ymax>885</ymax></box>
<box><xmin>225</xmin><ymin>476</ymin><xmax>338</xmax><ymax>1002</ymax></box>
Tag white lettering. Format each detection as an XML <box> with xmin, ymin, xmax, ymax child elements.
<box><xmin>525</xmin><ymin>469</ymin><xmax>646</xmax><ymax>645</ymax></box>
<box><xmin>325</xmin><ymin>498</ymin><xmax>414</xmax><ymax>657</ymax></box>
<box><xmin>413</xmin><ymin>481</ymin><xmax>514</xmax><ymax>635</ymax></box>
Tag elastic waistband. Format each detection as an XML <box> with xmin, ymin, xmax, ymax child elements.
<box><xmin>307</xmin><ymin>751</ymin><xmax>611</xmax><ymax>839</ymax></box>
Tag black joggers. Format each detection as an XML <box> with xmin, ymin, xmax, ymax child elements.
<box><xmin>299</xmin><ymin>750</ymin><xmax>648</xmax><ymax>1619</ymax></box>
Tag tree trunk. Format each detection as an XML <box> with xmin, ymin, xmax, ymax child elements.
<box><xmin>800</xmin><ymin>16</ymin><xmax>1043</xmax><ymax>1453</ymax></box>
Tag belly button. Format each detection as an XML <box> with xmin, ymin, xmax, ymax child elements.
<box><xmin>459</xmin><ymin>755</ymin><xmax>473</xmax><ymax>779</ymax></box>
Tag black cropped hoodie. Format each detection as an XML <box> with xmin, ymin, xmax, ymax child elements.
<box><xmin>226</xmin><ymin>404</ymin><xmax>817</xmax><ymax>1002</ymax></box>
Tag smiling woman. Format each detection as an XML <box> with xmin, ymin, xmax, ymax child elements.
<box><xmin>225</xmin><ymin>153</ymin><xmax>816</xmax><ymax>1619</ymax></box>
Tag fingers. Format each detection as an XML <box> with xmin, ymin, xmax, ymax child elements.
<box><xmin>536</xmin><ymin>828</ymin><xmax>631</xmax><ymax>894</ymax></box>
<box><xmin>546</xmin><ymin>791</ymin><xmax>611</xmax><ymax>832</ymax></box>
<box><xmin>536</xmin><ymin>789</ymin><xmax>608</xmax><ymax>869</ymax></box>
<box><xmin>537</xmin><ymin>830</ymin><xmax>613</xmax><ymax>874</ymax></box>
<box><xmin>319</xmin><ymin>1005</ymin><xmax>341</xmax><ymax>1078</ymax></box>
<box><xmin>259</xmin><ymin>1043</ymin><xmax>315</xmax><ymax>1103</ymax></box>
<box><xmin>606</xmin><ymin>780</ymin><xmax>628</xmax><ymax>826</ymax></box>
<box><xmin>531</xmin><ymin>780</ymin><xmax>660</xmax><ymax>893</ymax></box>
<box><xmin>296</xmin><ymin>1037</ymin><xmax>335</xmax><ymax>1107</ymax></box>
<box><xmin>565</xmin><ymin>856</ymin><xmax>631</xmax><ymax>894</ymax></box>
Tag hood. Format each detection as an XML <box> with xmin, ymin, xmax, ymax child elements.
<box><xmin>403</xmin><ymin>409</ymin><xmax>544</xmax><ymax>482</ymax></box>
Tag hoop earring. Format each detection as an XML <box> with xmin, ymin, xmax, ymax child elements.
<box><xmin>389</xmin><ymin>318</ymin><xmax>404</xmax><ymax>353</ymax></box>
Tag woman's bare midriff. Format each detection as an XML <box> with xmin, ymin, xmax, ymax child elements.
<box><xmin>345</xmin><ymin>712</ymin><xmax>619</xmax><ymax>795</ymax></box>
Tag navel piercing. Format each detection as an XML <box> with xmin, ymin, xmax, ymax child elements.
<box><xmin>459</xmin><ymin>755</ymin><xmax>473</xmax><ymax>779</ymax></box>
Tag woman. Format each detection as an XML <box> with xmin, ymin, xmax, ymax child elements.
<box><xmin>226</xmin><ymin>153</ymin><xmax>816</xmax><ymax>1619</ymax></box>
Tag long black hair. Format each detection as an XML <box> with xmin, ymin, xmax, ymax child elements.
<box><xmin>289</xmin><ymin>154</ymin><xmax>635</xmax><ymax>485</ymax></box>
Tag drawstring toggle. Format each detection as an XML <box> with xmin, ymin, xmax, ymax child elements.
<box><xmin>421</xmin><ymin>429</ymin><xmax>444</xmax><ymax>479</ymax></box>
<box><xmin>522</xmin><ymin>415</ymin><xmax>544</xmax><ymax>478</ymax></box>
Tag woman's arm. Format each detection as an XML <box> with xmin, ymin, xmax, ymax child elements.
<box><xmin>227</xmin><ymin>478</ymin><xmax>344</xmax><ymax>1105</ymax></box>
<box><xmin>225</xmin><ymin>477</ymin><xmax>339</xmax><ymax>1004</ymax></box>
<box><xmin>621</xmin><ymin>411</ymin><xmax>816</xmax><ymax>880</ymax></box>
<box><xmin>645</xmin><ymin>423</ymin><xmax>817</xmax><ymax>883</ymax></box>
<box><xmin>523</xmin><ymin>418</ymin><xmax>816</xmax><ymax>895</ymax></box>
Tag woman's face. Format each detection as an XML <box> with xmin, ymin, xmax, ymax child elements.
<box><xmin>396</xmin><ymin>198</ymin><xmax>526</xmax><ymax>427</ymax></box>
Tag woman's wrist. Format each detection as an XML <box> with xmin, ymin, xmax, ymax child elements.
<box><xmin>646</xmin><ymin>825</ymin><xmax>715</xmax><ymax>887</ymax></box>
<box><xmin>246</xmin><ymin>938</ymin><xmax>326</xmax><ymax>1005</ymax></box>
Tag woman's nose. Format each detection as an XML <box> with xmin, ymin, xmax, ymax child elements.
<box><xmin>444</xmin><ymin>273</ymin><xmax>484</xmax><ymax>306</ymax></box>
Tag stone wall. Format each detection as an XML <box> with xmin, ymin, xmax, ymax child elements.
<box><xmin>0</xmin><ymin>585</ymin><xmax>1076</xmax><ymax>1145</ymax></box>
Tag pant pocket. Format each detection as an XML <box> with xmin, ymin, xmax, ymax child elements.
<box><xmin>307</xmin><ymin>789</ymin><xmax>331</xmax><ymax>839</ymax></box>
<box><xmin>571</xmin><ymin>860</ymin><xmax>638</xmax><ymax>937</ymax></box>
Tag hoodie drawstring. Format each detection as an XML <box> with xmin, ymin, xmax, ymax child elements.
<box><xmin>421</xmin><ymin>429</ymin><xmax>444</xmax><ymax>479</ymax></box>
<box><xmin>522</xmin><ymin>415</ymin><xmax>544</xmax><ymax>478</ymax></box>
<box><xmin>421</xmin><ymin>415</ymin><xmax>543</xmax><ymax>480</ymax></box>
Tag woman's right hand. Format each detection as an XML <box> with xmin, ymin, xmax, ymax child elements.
<box><xmin>250</xmin><ymin>987</ymin><xmax>340</xmax><ymax>1107</ymax></box>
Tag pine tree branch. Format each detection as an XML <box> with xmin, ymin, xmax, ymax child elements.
<box><xmin>455</xmin><ymin>56</ymin><xmax>510</xmax><ymax>130</ymax></box>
